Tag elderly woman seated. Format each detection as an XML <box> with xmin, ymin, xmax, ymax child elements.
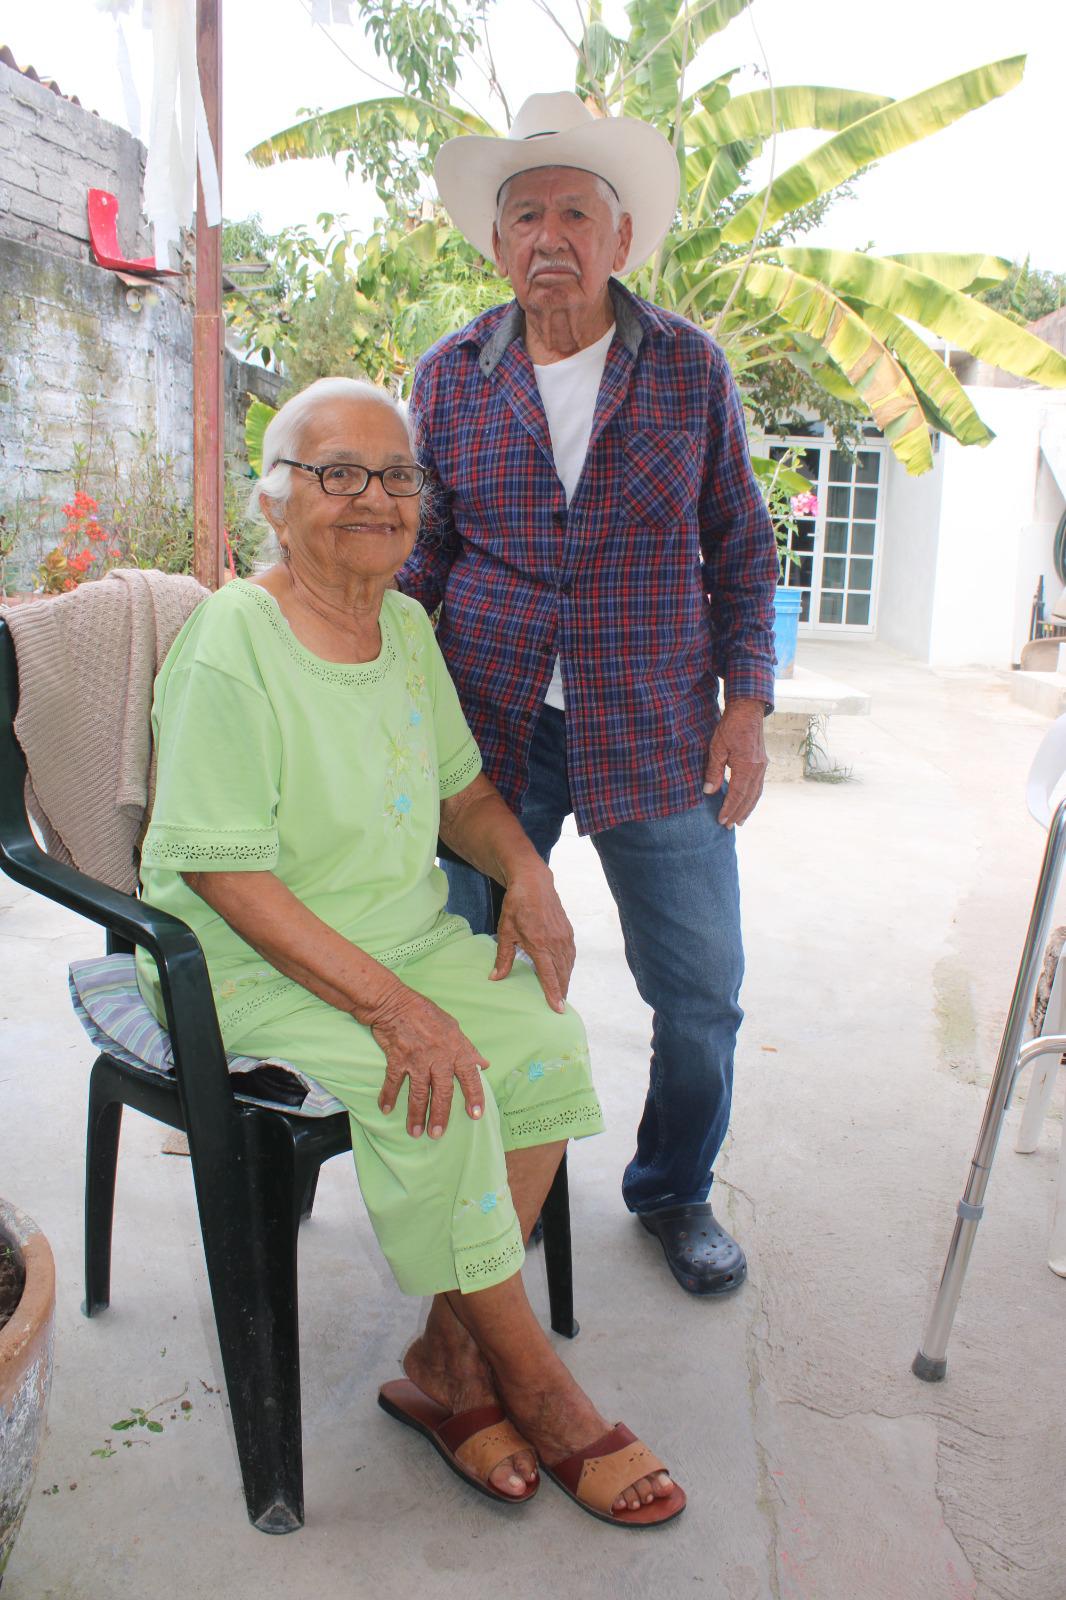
<box><xmin>135</xmin><ymin>377</ymin><xmax>684</xmax><ymax>1527</ymax></box>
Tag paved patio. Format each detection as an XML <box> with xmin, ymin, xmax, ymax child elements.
<box><xmin>3</xmin><ymin>639</ymin><xmax>1064</xmax><ymax>1600</ymax></box>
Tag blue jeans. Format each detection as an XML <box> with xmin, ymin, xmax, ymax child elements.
<box><xmin>442</xmin><ymin>704</ymin><xmax>744</xmax><ymax>1214</ymax></box>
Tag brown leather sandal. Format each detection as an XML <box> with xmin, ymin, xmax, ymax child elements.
<box><xmin>378</xmin><ymin>1378</ymin><xmax>539</xmax><ymax>1504</ymax></box>
<box><xmin>541</xmin><ymin>1423</ymin><xmax>686</xmax><ymax>1527</ymax></box>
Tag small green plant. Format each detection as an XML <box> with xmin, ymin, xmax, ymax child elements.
<box><xmin>91</xmin><ymin>1384</ymin><xmax>192</xmax><ymax>1460</ymax></box>
<box><xmin>801</xmin><ymin>714</ymin><xmax>853</xmax><ymax>783</ymax></box>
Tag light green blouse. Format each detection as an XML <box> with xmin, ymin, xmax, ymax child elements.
<box><xmin>136</xmin><ymin>579</ymin><xmax>482</xmax><ymax>1037</ymax></box>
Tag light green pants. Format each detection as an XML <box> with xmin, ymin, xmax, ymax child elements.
<box><xmin>230</xmin><ymin>931</ymin><xmax>603</xmax><ymax>1296</ymax></box>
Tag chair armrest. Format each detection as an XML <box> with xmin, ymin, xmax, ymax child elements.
<box><xmin>0</xmin><ymin>832</ymin><xmax>234</xmax><ymax>1118</ymax></box>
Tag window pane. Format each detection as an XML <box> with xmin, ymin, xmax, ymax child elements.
<box><xmin>856</xmin><ymin>451</ymin><xmax>880</xmax><ymax>484</ymax></box>
<box><xmin>800</xmin><ymin>448</ymin><xmax>820</xmax><ymax>480</ymax></box>
<box><xmin>846</xmin><ymin>592</ymin><xmax>871</xmax><ymax>625</ymax></box>
<box><xmin>829</xmin><ymin>450</ymin><xmax>852</xmax><ymax>482</ymax></box>
<box><xmin>849</xmin><ymin>557</ymin><xmax>873</xmax><ymax>592</ymax></box>
<box><xmin>825</xmin><ymin>521</ymin><xmax>848</xmax><ymax>553</ymax></box>
<box><xmin>827</xmin><ymin>485</ymin><xmax>851</xmax><ymax>518</ymax></box>
<box><xmin>854</xmin><ymin>487</ymin><xmax>878</xmax><ymax>520</ymax></box>
<box><xmin>851</xmin><ymin>523</ymin><xmax>875</xmax><ymax>555</ymax></box>
<box><xmin>794</xmin><ymin>555</ymin><xmax>813</xmax><ymax>587</ymax></box>
<box><xmin>799</xmin><ymin>590</ymin><xmax>811</xmax><ymax>622</ymax></box>
<box><xmin>822</xmin><ymin>555</ymin><xmax>846</xmax><ymax>588</ymax></box>
<box><xmin>794</xmin><ymin>529</ymin><xmax>814</xmax><ymax>552</ymax></box>
<box><xmin>820</xmin><ymin>591</ymin><xmax>844</xmax><ymax>624</ymax></box>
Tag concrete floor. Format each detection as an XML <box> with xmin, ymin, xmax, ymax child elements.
<box><xmin>3</xmin><ymin>639</ymin><xmax>1065</xmax><ymax>1600</ymax></box>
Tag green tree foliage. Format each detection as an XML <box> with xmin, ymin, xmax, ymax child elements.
<box><xmin>978</xmin><ymin>258</ymin><xmax>1066</xmax><ymax>326</ymax></box>
<box><xmin>245</xmin><ymin>0</ymin><xmax>1066</xmax><ymax>472</ymax></box>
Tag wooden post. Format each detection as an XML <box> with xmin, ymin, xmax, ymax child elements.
<box><xmin>193</xmin><ymin>0</ymin><xmax>224</xmax><ymax>589</ymax></box>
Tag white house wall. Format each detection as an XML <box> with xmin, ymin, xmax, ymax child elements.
<box><xmin>877</xmin><ymin>446</ymin><xmax>943</xmax><ymax>660</ymax></box>
<box><xmin>923</xmin><ymin>389</ymin><xmax>1066</xmax><ymax>668</ymax></box>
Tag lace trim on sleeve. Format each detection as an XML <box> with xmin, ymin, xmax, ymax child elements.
<box><xmin>140</xmin><ymin>825</ymin><xmax>279</xmax><ymax>871</ymax></box>
<box><xmin>439</xmin><ymin>744</ymin><xmax>482</xmax><ymax>798</ymax></box>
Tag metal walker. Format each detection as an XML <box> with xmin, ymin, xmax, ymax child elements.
<box><xmin>914</xmin><ymin>714</ymin><xmax>1066</xmax><ymax>1381</ymax></box>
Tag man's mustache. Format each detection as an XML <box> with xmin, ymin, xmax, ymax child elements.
<box><xmin>528</xmin><ymin>259</ymin><xmax>579</xmax><ymax>282</ymax></box>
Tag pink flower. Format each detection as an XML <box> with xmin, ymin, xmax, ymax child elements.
<box><xmin>790</xmin><ymin>492</ymin><xmax>819</xmax><ymax>519</ymax></box>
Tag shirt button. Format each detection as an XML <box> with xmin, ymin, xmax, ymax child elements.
<box><xmin>559</xmin><ymin>580</ymin><xmax>573</xmax><ymax>597</ymax></box>
<box><xmin>554</xmin><ymin>511</ymin><xmax>566</xmax><ymax>527</ymax></box>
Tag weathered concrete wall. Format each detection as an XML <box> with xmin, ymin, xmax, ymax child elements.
<box><xmin>0</xmin><ymin>60</ymin><xmax>154</xmax><ymax>268</ymax></box>
<box><xmin>0</xmin><ymin>235</ymin><xmax>195</xmax><ymax>502</ymax></box>
<box><xmin>0</xmin><ymin>60</ymin><xmax>280</xmax><ymax>585</ymax></box>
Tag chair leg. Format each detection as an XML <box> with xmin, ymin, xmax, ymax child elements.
<box><xmin>1015</xmin><ymin>1051</ymin><xmax>1061</xmax><ymax>1153</ymax></box>
<box><xmin>84</xmin><ymin>1061</ymin><xmax>123</xmax><ymax>1317</ymax></box>
<box><xmin>298</xmin><ymin>1166</ymin><xmax>320</xmax><ymax>1224</ymax></box>
<box><xmin>1050</xmin><ymin>1130</ymin><xmax>1066</xmax><ymax>1277</ymax></box>
<box><xmin>541</xmin><ymin>1151</ymin><xmax>578</xmax><ymax>1339</ymax></box>
<box><xmin>190</xmin><ymin>1113</ymin><xmax>306</xmax><ymax>1533</ymax></box>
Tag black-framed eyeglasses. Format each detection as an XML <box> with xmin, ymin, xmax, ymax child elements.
<box><xmin>276</xmin><ymin>459</ymin><xmax>427</xmax><ymax>497</ymax></box>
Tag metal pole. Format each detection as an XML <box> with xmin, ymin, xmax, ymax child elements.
<box><xmin>193</xmin><ymin>0</ymin><xmax>224</xmax><ymax>590</ymax></box>
<box><xmin>913</xmin><ymin>801</ymin><xmax>1066</xmax><ymax>1380</ymax></box>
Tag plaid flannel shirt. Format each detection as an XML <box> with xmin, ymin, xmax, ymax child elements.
<box><xmin>399</xmin><ymin>279</ymin><xmax>778</xmax><ymax>836</ymax></box>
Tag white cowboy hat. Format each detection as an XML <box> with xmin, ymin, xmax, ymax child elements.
<box><xmin>433</xmin><ymin>91</ymin><xmax>680</xmax><ymax>274</ymax></box>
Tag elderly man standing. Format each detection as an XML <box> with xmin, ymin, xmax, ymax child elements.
<box><xmin>398</xmin><ymin>92</ymin><xmax>779</xmax><ymax>1297</ymax></box>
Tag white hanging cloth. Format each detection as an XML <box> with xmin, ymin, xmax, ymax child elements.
<box><xmin>96</xmin><ymin>0</ymin><xmax>221</xmax><ymax>269</ymax></box>
<box><xmin>311</xmin><ymin>0</ymin><xmax>353</xmax><ymax>22</ymax></box>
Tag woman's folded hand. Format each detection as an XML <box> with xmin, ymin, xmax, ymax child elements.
<box><xmin>369</xmin><ymin>988</ymin><xmax>489</xmax><ymax>1140</ymax></box>
<box><xmin>491</xmin><ymin>864</ymin><xmax>575</xmax><ymax>1014</ymax></box>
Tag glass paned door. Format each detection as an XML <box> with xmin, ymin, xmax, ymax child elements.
<box><xmin>768</xmin><ymin>439</ymin><xmax>883</xmax><ymax>632</ymax></box>
<box><xmin>819</xmin><ymin>449</ymin><xmax>881</xmax><ymax>627</ymax></box>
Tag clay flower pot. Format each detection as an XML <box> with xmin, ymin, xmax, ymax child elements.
<box><xmin>0</xmin><ymin>1201</ymin><xmax>55</xmax><ymax>1588</ymax></box>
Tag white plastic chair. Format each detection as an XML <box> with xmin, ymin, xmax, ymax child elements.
<box><xmin>914</xmin><ymin>712</ymin><xmax>1066</xmax><ymax>1380</ymax></box>
<box><xmin>1014</xmin><ymin>713</ymin><xmax>1066</xmax><ymax>1275</ymax></box>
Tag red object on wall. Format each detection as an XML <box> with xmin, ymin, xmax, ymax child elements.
<box><xmin>86</xmin><ymin>188</ymin><xmax>180</xmax><ymax>276</ymax></box>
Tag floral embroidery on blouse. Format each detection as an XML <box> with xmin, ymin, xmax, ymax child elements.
<box><xmin>507</xmin><ymin>1044</ymin><xmax>590</xmax><ymax>1091</ymax></box>
<box><xmin>383</xmin><ymin>603</ymin><xmax>433</xmax><ymax>830</ymax></box>
<box><xmin>457</xmin><ymin>1186</ymin><xmax>509</xmax><ymax>1219</ymax></box>
<box><xmin>214</xmin><ymin>967</ymin><xmax>274</xmax><ymax>1003</ymax></box>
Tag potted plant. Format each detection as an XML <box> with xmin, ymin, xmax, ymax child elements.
<box><xmin>752</xmin><ymin>453</ymin><xmax>815</xmax><ymax>680</ymax></box>
<box><xmin>0</xmin><ymin>1201</ymin><xmax>55</xmax><ymax>1588</ymax></box>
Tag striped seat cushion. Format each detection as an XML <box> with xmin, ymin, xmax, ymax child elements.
<box><xmin>68</xmin><ymin>955</ymin><xmax>345</xmax><ymax>1118</ymax></box>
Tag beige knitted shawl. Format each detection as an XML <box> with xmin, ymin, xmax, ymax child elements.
<box><xmin>2</xmin><ymin>569</ymin><xmax>207</xmax><ymax>893</ymax></box>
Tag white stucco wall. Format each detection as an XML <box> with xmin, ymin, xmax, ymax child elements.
<box><xmin>921</xmin><ymin>389</ymin><xmax>1066</xmax><ymax>668</ymax></box>
<box><xmin>876</xmin><ymin>446</ymin><xmax>944</xmax><ymax>659</ymax></box>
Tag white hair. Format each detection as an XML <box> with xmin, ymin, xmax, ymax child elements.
<box><xmin>249</xmin><ymin>377</ymin><xmax>413</xmax><ymax>519</ymax></box>
<box><xmin>495</xmin><ymin>168</ymin><xmax>623</xmax><ymax>231</ymax></box>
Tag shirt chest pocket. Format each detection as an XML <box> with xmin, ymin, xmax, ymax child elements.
<box><xmin>619</xmin><ymin>430</ymin><xmax>703</xmax><ymax>532</ymax></box>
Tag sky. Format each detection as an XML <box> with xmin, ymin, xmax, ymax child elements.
<box><xmin>6</xmin><ymin>0</ymin><xmax>1066</xmax><ymax>270</ymax></box>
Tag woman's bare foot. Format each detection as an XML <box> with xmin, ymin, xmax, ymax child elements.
<box><xmin>402</xmin><ymin>1296</ymin><xmax>538</xmax><ymax>1497</ymax></box>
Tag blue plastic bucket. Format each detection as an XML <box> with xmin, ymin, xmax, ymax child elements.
<box><xmin>772</xmin><ymin>587</ymin><xmax>802</xmax><ymax>679</ymax></box>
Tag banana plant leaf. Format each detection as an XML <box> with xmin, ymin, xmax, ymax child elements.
<box><xmin>858</xmin><ymin>306</ymin><xmax>995</xmax><ymax>446</ymax></box>
<box><xmin>618</xmin><ymin>0</ymin><xmax>751</xmax><ymax>112</ymax></box>
<box><xmin>722</xmin><ymin>56</ymin><xmax>1026</xmax><ymax>246</ymax></box>
<box><xmin>711</xmin><ymin>260</ymin><xmax>934</xmax><ymax>473</ymax></box>
<box><xmin>690</xmin><ymin>84</ymin><xmax>893</xmax><ymax>145</ymax></box>
<box><xmin>244</xmin><ymin>399</ymin><xmax>278</xmax><ymax>477</ymax></box>
<box><xmin>785</xmin><ymin>329</ymin><xmax>867</xmax><ymax>408</ymax></box>
<box><xmin>880</xmin><ymin>252</ymin><xmax>1010</xmax><ymax>294</ymax></box>
<box><xmin>247</xmin><ymin>97</ymin><xmax>492</xmax><ymax>167</ymax></box>
<box><xmin>773</xmin><ymin>247</ymin><xmax>1066</xmax><ymax>386</ymax></box>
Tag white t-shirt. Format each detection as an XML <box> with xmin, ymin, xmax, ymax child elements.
<box><xmin>532</xmin><ymin>323</ymin><xmax>615</xmax><ymax>710</ymax></box>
